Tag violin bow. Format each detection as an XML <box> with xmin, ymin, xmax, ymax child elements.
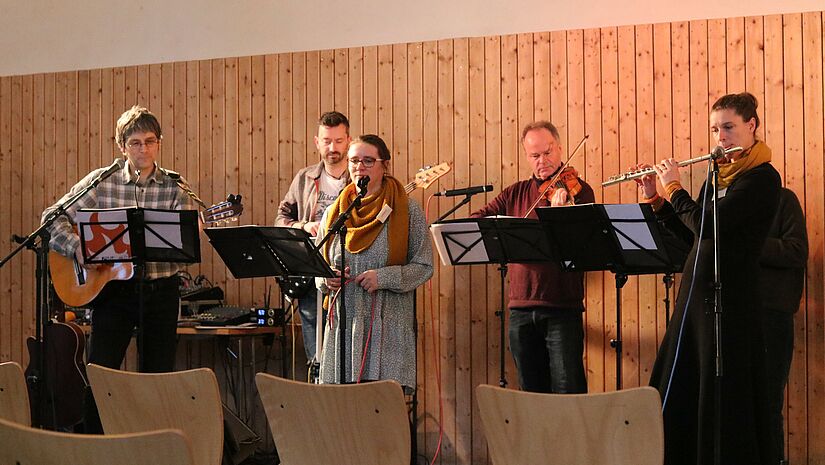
<box><xmin>523</xmin><ymin>134</ymin><xmax>589</xmax><ymax>218</ymax></box>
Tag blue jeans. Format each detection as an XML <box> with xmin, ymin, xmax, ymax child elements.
<box><xmin>297</xmin><ymin>291</ymin><xmax>319</xmax><ymax>361</ymax></box>
<box><xmin>509</xmin><ymin>307</ymin><xmax>587</xmax><ymax>393</ymax></box>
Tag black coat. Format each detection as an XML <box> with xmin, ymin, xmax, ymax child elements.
<box><xmin>649</xmin><ymin>162</ymin><xmax>781</xmax><ymax>465</ymax></box>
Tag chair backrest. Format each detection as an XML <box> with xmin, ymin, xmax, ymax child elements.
<box><xmin>255</xmin><ymin>373</ymin><xmax>410</xmax><ymax>465</ymax></box>
<box><xmin>0</xmin><ymin>417</ymin><xmax>194</xmax><ymax>465</ymax></box>
<box><xmin>0</xmin><ymin>361</ymin><xmax>31</xmax><ymax>425</ymax></box>
<box><xmin>476</xmin><ymin>385</ymin><xmax>664</xmax><ymax>465</ymax></box>
<box><xmin>86</xmin><ymin>364</ymin><xmax>223</xmax><ymax>465</ymax></box>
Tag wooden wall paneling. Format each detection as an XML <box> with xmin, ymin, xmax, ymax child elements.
<box><xmin>421</xmin><ymin>39</ymin><xmax>441</xmax><ymax>461</ymax></box>
<box><xmin>334</xmin><ymin>49</ymin><xmax>348</xmax><ymax>114</ymax></box>
<box><xmin>533</xmin><ymin>32</ymin><xmax>551</xmax><ymax>122</ymax></box>
<box><xmin>0</xmin><ymin>76</ymin><xmax>11</xmax><ymax>361</ymax></box>
<box><xmin>159</xmin><ymin>64</ymin><xmax>173</xmax><ymax>171</ymax></box>
<box><xmin>466</xmin><ymin>35</ymin><xmax>489</xmax><ymax>465</ymax></box>
<box><xmin>688</xmin><ymin>21</ymin><xmax>710</xmax><ymax>194</ymax></box>
<box><xmin>198</xmin><ymin>60</ymin><xmax>215</xmax><ymax>298</ymax></box>
<box><xmin>347</xmin><ymin>48</ymin><xmax>363</xmax><ymax>137</ymax></box>
<box><xmin>319</xmin><ymin>50</ymin><xmax>334</xmax><ymax>113</ymax></box>
<box><xmin>305</xmin><ymin>51</ymin><xmax>320</xmax><ymax>168</ymax></box>
<box><xmin>582</xmin><ymin>27</ymin><xmax>606</xmax><ymax>392</ymax></box>
<box><xmin>89</xmin><ymin>69</ymin><xmax>102</xmax><ymax>171</ymax></box>
<box><xmin>112</xmin><ymin>67</ymin><xmax>126</xmax><ymax>152</ymax></box>
<box><xmin>65</xmin><ymin>72</ymin><xmax>78</xmax><ymax>208</ymax></box>
<box><xmin>135</xmin><ymin>65</ymin><xmax>149</xmax><ymax>109</ymax></box>
<box><xmin>277</xmin><ymin>53</ymin><xmax>293</xmax><ymax>287</ymax></box>
<box><xmin>634</xmin><ymin>24</ymin><xmax>658</xmax><ymax>387</ymax></box>
<box><xmin>185</xmin><ymin>61</ymin><xmax>200</xmax><ymax>279</ymax></box>
<box><xmin>617</xmin><ymin>25</ymin><xmax>640</xmax><ymax>388</ymax></box>
<box><xmin>173</xmin><ymin>62</ymin><xmax>187</xmax><ymax>205</ymax></box>
<box><xmin>392</xmin><ymin>44</ymin><xmax>408</xmax><ymax>187</ymax></box>
<box><xmin>377</xmin><ymin>45</ymin><xmax>394</xmax><ymax>144</ymax></box>
<box><xmin>362</xmin><ymin>46</ymin><xmax>378</xmax><ymax>135</ymax></box>
<box><xmin>21</xmin><ymin>74</ymin><xmax>34</xmax><ymax>346</ymax></box>
<box><xmin>777</xmin><ymin>12</ymin><xmax>806</xmax><ymax>461</ymax></box>
<box><xmin>10</xmin><ymin>76</ymin><xmax>22</xmax><ymax>362</ymax></box>
<box><xmin>550</xmin><ymin>31</ymin><xmax>568</xmax><ymax>140</ymax></box>
<box><xmin>600</xmin><ymin>26</ymin><xmax>620</xmax><ymax>391</ymax></box>
<box><xmin>239</xmin><ymin>55</ymin><xmax>256</xmax><ymax>307</ymax></box>
<box><xmin>482</xmin><ymin>36</ymin><xmax>503</xmax><ymax>393</ymax></box>
<box><xmin>44</xmin><ymin>73</ymin><xmax>56</xmax><ymax>219</ymax></box>
<box><xmin>801</xmin><ymin>10</ymin><xmax>825</xmax><ymax>461</ymax></box>
<box><xmin>125</xmin><ymin>66</ymin><xmax>137</xmax><ymax>107</ymax></box>
<box><xmin>707</xmin><ymin>19</ymin><xmax>728</xmax><ymax>111</ymax></box>
<box><xmin>671</xmin><ymin>21</ymin><xmax>692</xmax><ymax>196</ymax></box>
<box><xmin>436</xmin><ymin>38</ymin><xmax>457</xmax><ymax>465</ymax></box>
<box><xmin>652</xmin><ymin>22</ymin><xmax>674</xmax><ymax>346</ymax></box>
<box><xmin>210</xmin><ymin>59</ymin><xmax>227</xmax><ymax>301</ymax></box>
<box><xmin>451</xmin><ymin>36</ymin><xmax>471</xmax><ymax>465</ymax></box>
<box><xmin>516</xmin><ymin>33</ymin><xmax>534</xmax><ymax>180</ymax></box>
<box><xmin>291</xmin><ymin>52</ymin><xmax>307</xmax><ymax>181</ymax></box>
<box><xmin>726</xmin><ymin>17</ymin><xmax>747</xmax><ymax>92</ymax></box>
<box><xmin>250</xmin><ymin>55</ymin><xmax>267</xmax><ymax>306</ymax></box>
<box><xmin>100</xmin><ymin>69</ymin><xmax>115</xmax><ymax>161</ymax></box>
<box><xmin>263</xmin><ymin>54</ymin><xmax>281</xmax><ymax>312</ymax></box>
<box><xmin>77</xmin><ymin>71</ymin><xmax>90</xmax><ymax>178</ymax></box>
<box><xmin>224</xmin><ymin>57</ymin><xmax>240</xmax><ymax>307</ymax></box>
<box><xmin>744</xmin><ymin>16</ymin><xmax>766</xmax><ymax>133</ymax></box>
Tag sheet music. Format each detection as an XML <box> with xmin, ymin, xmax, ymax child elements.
<box><xmin>603</xmin><ymin>204</ymin><xmax>656</xmax><ymax>250</ymax></box>
<box><xmin>430</xmin><ymin>222</ymin><xmax>490</xmax><ymax>266</ymax></box>
<box><xmin>145</xmin><ymin>210</ymin><xmax>184</xmax><ymax>249</ymax></box>
<box><xmin>76</xmin><ymin>209</ymin><xmax>132</xmax><ymax>260</ymax></box>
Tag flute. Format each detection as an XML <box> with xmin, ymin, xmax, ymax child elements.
<box><xmin>601</xmin><ymin>146</ymin><xmax>743</xmax><ymax>187</ymax></box>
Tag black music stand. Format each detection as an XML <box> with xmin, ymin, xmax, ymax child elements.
<box><xmin>536</xmin><ymin>203</ymin><xmax>687</xmax><ymax>390</ymax></box>
<box><xmin>78</xmin><ymin>207</ymin><xmax>200</xmax><ymax>371</ymax></box>
<box><xmin>430</xmin><ymin>217</ymin><xmax>553</xmax><ymax>388</ymax></box>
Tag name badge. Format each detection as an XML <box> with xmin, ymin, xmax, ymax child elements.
<box><xmin>718</xmin><ymin>187</ymin><xmax>728</xmax><ymax>198</ymax></box>
<box><xmin>378</xmin><ymin>204</ymin><xmax>393</xmax><ymax>223</ymax></box>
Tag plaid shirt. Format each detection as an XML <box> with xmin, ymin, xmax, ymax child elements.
<box><xmin>41</xmin><ymin>161</ymin><xmax>197</xmax><ymax>280</ymax></box>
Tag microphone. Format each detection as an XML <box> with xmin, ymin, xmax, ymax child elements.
<box><xmin>711</xmin><ymin>146</ymin><xmax>727</xmax><ymax>160</ymax></box>
<box><xmin>357</xmin><ymin>176</ymin><xmax>370</xmax><ymax>196</ymax></box>
<box><xmin>91</xmin><ymin>158</ymin><xmax>125</xmax><ymax>186</ymax></box>
<box><xmin>434</xmin><ymin>184</ymin><xmax>493</xmax><ymax>197</ymax></box>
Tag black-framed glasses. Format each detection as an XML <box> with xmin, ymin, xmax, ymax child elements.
<box><xmin>347</xmin><ymin>157</ymin><xmax>383</xmax><ymax>168</ymax></box>
<box><xmin>126</xmin><ymin>138</ymin><xmax>159</xmax><ymax>150</ymax></box>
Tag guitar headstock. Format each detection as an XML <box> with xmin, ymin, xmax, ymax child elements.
<box><xmin>201</xmin><ymin>194</ymin><xmax>244</xmax><ymax>225</ymax></box>
<box><xmin>412</xmin><ymin>163</ymin><xmax>451</xmax><ymax>191</ymax></box>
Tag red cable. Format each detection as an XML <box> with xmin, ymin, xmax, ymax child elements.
<box><xmin>424</xmin><ymin>194</ymin><xmax>444</xmax><ymax>465</ymax></box>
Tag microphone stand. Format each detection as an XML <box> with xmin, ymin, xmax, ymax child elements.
<box><xmin>435</xmin><ymin>193</ymin><xmax>474</xmax><ymax>223</ymax></box>
<box><xmin>0</xmin><ymin>161</ymin><xmax>121</xmax><ymax>427</ymax></box>
<box><xmin>708</xmin><ymin>156</ymin><xmax>723</xmax><ymax>465</ymax></box>
<box><xmin>314</xmin><ymin>181</ymin><xmax>368</xmax><ymax>384</ymax></box>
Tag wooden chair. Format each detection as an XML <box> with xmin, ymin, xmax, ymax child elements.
<box><xmin>0</xmin><ymin>417</ymin><xmax>193</xmax><ymax>465</ymax></box>
<box><xmin>256</xmin><ymin>373</ymin><xmax>410</xmax><ymax>465</ymax></box>
<box><xmin>86</xmin><ymin>364</ymin><xmax>223</xmax><ymax>465</ymax></box>
<box><xmin>476</xmin><ymin>385</ymin><xmax>664</xmax><ymax>465</ymax></box>
<box><xmin>0</xmin><ymin>361</ymin><xmax>31</xmax><ymax>425</ymax></box>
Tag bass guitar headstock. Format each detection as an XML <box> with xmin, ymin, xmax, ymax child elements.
<box><xmin>201</xmin><ymin>194</ymin><xmax>244</xmax><ymax>225</ymax></box>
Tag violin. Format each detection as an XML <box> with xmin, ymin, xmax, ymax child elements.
<box><xmin>538</xmin><ymin>166</ymin><xmax>582</xmax><ymax>203</ymax></box>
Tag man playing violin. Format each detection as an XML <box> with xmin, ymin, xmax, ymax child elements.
<box><xmin>471</xmin><ymin>121</ymin><xmax>594</xmax><ymax>393</ymax></box>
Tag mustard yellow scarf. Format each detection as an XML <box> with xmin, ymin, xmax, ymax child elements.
<box><xmin>324</xmin><ymin>176</ymin><xmax>409</xmax><ymax>266</ymax></box>
<box><xmin>717</xmin><ymin>140</ymin><xmax>772</xmax><ymax>189</ymax></box>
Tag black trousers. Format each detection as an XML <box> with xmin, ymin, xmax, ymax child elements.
<box><xmin>82</xmin><ymin>275</ymin><xmax>179</xmax><ymax>433</ymax></box>
<box><xmin>762</xmin><ymin>309</ymin><xmax>795</xmax><ymax>464</ymax></box>
<box><xmin>508</xmin><ymin>307</ymin><xmax>587</xmax><ymax>394</ymax></box>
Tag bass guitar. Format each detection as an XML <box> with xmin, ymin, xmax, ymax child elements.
<box><xmin>50</xmin><ymin>194</ymin><xmax>243</xmax><ymax>307</ymax></box>
<box><xmin>280</xmin><ymin>162</ymin><xmax>452</xmax><ymax>300</ymax></box>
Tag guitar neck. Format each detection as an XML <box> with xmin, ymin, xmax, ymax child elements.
<box><xmin>404</xmin><ymin>182</ymin><xmax>416</xmax><ymax>195</ymax></box>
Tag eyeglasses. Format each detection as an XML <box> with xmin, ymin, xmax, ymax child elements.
<box><xmin>347</xmin><ymin>157</ymin><xmax>383</xmax><ymax>168</ymax></box>
<box><xmin>126</xmin><ymin>138</ymin><xmax>159</xmax><ymax>150</ymax></box>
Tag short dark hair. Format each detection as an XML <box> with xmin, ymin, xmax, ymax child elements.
<box><xmin>521</xmin><ymin>121</ymin><xmax>560</xmax><ymax>144</ymax></box>
<box><xmin>711</xmin><ymin>92</ymin><xmax>760</xmax><ymax>132</ymax></box>
<box><xmin>115</xmin><ymin>105</ymin><xmax>162</xmax><ymax>147</ymax></box>
<box><xmin>318</xmin><ymin>111</ymin><xmax>350</xmax><ymax>134</ymax></box>
<box><xmin>352</xmin><ymin>134</ymin><xmax>391</xmax><ymax>161</ymax></box>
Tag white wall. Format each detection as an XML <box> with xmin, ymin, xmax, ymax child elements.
<box><xmin>1</xmin><ymin>0</ymin><xmax>822</xmax><ymax>77</ymax></box>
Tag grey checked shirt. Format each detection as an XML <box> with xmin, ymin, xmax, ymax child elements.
<box><xmin>41</xmin><ymin>161</ymin><xmax>197</xmax><ymax>280</ymax></box>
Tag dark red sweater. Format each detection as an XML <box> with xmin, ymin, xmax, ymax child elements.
<box><xmin>470</xmin><ymin>176</ymin><xmax>595</xmax><ymax>310</ymax></box>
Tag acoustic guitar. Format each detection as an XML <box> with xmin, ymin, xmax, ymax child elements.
<box><xmin>280</xmin><ymin>162</ymin><xmax>452</xmax><ymax>300</ymax></box>
<box><xmin>50</xmin><ymin>195</ymin><xmax>243</xmax><ymax>307</ymax></box>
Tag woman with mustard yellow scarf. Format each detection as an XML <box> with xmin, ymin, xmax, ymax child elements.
<box><xmin>635</xmin><ymin>92</ymin><xmax>781</xmax><ymax>465</ymax></box>
<box><xmin>315</xmin><ymin>134</ymin><xmax>433</xmax><ymax>391</ymax></box>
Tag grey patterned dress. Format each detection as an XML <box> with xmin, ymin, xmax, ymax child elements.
<box><xmin>316</xmin><ymin>200</ymin><xmax>433</xmax><ymax>390</ymax></box>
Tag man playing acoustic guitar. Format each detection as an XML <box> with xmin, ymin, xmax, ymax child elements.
<box><xmin>41</xmin><ymin>105</ymin><xmax>198</xmax><ymax>433</ymax></box>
